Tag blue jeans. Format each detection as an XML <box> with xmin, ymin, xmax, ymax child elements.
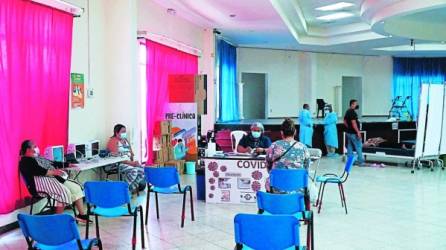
<box><xmin>346</xmin><ymin>133</ymin><xmax>364</xmax><ymax>164</ymax></box>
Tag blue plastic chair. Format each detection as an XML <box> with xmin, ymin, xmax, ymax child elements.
<box><xmin>315</xmin><ymin>155</ymin><xmax>356</xmax><ymax>214</ymax></box>
<box><xmin>84</xmin><ymin>181</ymin><xmax>144</xmax><ymax>250</ymax></box>
<box><xmin>257</xmin><ymin>191</ymin><xmax>313</xmax><ymax>250</ymax></box>
<box><xmin>144</xmin><ymin>167</ymin><xmax>194</xmax><ymax>228</ymax></box>
<box><xmin>17</xmin><ymin>213</ymin><xmax>102</xmax><ymax>250</ymax></box>
<box><xmin>234</xmin><ymin>214</ymin><xmax>304</xmax><ymax>250</ymax></box>
<box><xmin>269</xmin><ymin>168</ymin><xmax>310</xmax><ymax>210</ymax></box>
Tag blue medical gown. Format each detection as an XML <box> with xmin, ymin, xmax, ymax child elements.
<box><xmin>298</xmin><ymin>109</ymin><xmax>313</xmax><ymax>147</ymax></box>
<box><xmin>174</xmin><ymin>143</ymin><xmax>187</xmax><ymax>160</ymax></box>
<box><xmin>323</xmin><ymin>112</ymin><xmax>338</xmax><ymax>148</ymax></box>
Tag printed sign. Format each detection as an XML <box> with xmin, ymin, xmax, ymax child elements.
<box><xmin>165</xmin><ymin>103</ymin><xmax>198</xmax><ymax>161</ymax></box>
<box><xmin>71</xmin><ymin>73</ymin><xmax>85</xmax><ymax>109</ymax></box>
<box><xmin>204</xmin><ymin>158</ymin><xmax>268</xmax><ymax>204</ymax></box>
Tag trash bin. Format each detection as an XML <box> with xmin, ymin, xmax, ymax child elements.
<box><xmin>196</xmin><ymin>167</ymin><xmax>205</xmax><ymax>201</ymax></box>
<box><xmin>185</xmin><ymin>161</ymin><xmax>196</xmax><ymax>175</ymax></box>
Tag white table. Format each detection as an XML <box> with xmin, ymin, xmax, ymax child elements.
<box><xmin>64</xmin><ymin>156</ymin><xmax>129</xmax><ymax>180</ymax></box>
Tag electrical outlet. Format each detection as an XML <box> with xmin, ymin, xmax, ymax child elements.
<box><xmin>87</xmin><ymin>88</ymin><xmax>94</xmax><ymax>98</ymax></box>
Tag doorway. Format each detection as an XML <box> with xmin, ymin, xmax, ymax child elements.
<box><xmin>241</xmin><ymin>73</ymin><xmax>267</xmax><ymax>119</ymax></box>
<box><xmin>342</xmin><ymin>76</ymin><xmax>362</xmax><ymax>117</ymax></box>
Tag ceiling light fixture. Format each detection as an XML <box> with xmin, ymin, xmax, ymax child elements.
<box><xmin>167</xmin><ymin>8</ymin><xmax>176</xmax><ymax>15</ymax></box>
<box><xmin>317</xmin><ymin>12</ymin><xmax>354</xmax><ymax>21</ymax></box>
<box><xmin>229</xmin><ymin>14</ymin><xmax>236</xmax><ymax>18</ymax></box>
<box><xmin>316</xmin><ymin>2</ymin><xmax>354</xmax><ymax>11</ymax></box>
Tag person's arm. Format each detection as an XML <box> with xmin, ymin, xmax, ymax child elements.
<box><xmin>256</xmin><ymin>136</ymin><xmax>272</xmax><ymax>153</ymax></box>
<box><xmin>237</xmin><ymin>136</ymin><xmax>252</xmax><ymax>153</ymax></box>
<box><xmin>124</xmin><ymin>139</ymin><xmax>135</xmax><ymax>161</ymax></box>
<box><xmin>351</xmin><ymin>120</ymin><xmax>361</xmax><ymax>138</ymax></box>
<box><xmin>107</xmin><ymin>138</ymin><xmax>119</xmax><ymax>155</ymax></box>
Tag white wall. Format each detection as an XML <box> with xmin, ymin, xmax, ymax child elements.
<box><xmin>237</xmin><ymin>47</ymin><xmax>393</xmax><ymax>117</ymax></box>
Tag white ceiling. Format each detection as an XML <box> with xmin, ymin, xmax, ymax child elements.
<box><xmin>151</xmin><ymin>0</ymin><xmax>446</xmax><ymax>56</ymax></box>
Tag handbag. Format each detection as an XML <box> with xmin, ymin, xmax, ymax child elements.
<box><xmin>266</xmin><ymin>141</ymin><xmax>298</xmax><ymax>171</ymax></box>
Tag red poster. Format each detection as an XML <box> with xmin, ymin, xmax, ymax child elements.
<box><xmin>168</xmin><ymin>74</ymin><xmax>195</xmax><ymax>103</ymax></box>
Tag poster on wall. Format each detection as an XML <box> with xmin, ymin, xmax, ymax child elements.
<box><xmin>203</xmin><ymin>158</ymin><xmax>268</xmax><ymax>204</ymax></box>
<box><xmin>165</xmin><ymin>103</ymin><xmax>198</xmax><ymax>161</ymax></box>
<box><xmin>71</xmin><ymin>73</ymin><xmax>85</xmax><ymax>109</ymax></box>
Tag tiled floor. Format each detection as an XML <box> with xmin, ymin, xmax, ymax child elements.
<box><xmin>2</xmin><ymin>157</ymin><xmax>446</xmax><ymax>249</ymax></box>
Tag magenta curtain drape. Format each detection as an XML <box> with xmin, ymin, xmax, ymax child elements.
<box><xmin>145</xmin><ymin>40</ymin><xmax>198</xmax><ymax>164</ymax></box>
<box><xmin>0</xmin><ymin>0</ymin><xmax>73</xmax><ymax>214</ymax></box>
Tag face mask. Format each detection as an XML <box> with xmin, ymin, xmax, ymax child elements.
<box><xmin>34</xmin><ymin>147</ymin><xmax>40</xmax><ymax>157</ymax></box>
<box><xmin>252</xmin><ymin>131</ymin><xmax>261</xmax><ymax>139</ymax></box>
<box><xmin>120</xmin><ymin>132</ymin><xmax>127</xmax><ymax>139</ymax></box>
<box><xmin>355</xmin><ymin>105</ymin><xmax>360</xmax><ymax>110</ymax></box>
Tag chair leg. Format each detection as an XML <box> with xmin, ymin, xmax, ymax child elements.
<box><xmin>340</xmin><ymin>183</ymin><xmax>348</xmax><ymax>214</ymax></box>
<box><xmin>189</xmin><ymin>188</ymin><xmax>195</xmax><ymax>221</ymax></box>
<box><xmin>85</xmin><ymin>207</ymin><xmax>90</xmax><ymax>239</ymax></box>
<box><xmin>95</xmin><ymin>214</ymin><xmax>100</xmax><ymax>239</ymax></box>
<box><xmin>338</xmin><ymin>184</ymin><xmax>344</xmax><ymax>207</ymax></box>
<box><xmin>139</xmin><ymin>207</ymin><xmax>145</xmax><ymax>249</ymax></box>
<box><xmin>315</xmin><ymin>183</ymin><xmax>323</xmax><ymax>207</ymax></box>
<box><xmin>181</xmin><ymin>191</ymin><xmax>187</xmax><ymax>228</ymax></box>
<box><xmin>155</xmin><ymin>192</ymin><xmax>160</xmax><ymax>219</ymax></box>
<box><xmin>29</xmin><ymin>202</ymin><xmax>34</xmax><ymax>215</ymax></box>
<box><xmin>72</xmin><ymin>203</ymin><xmax>77</xmax><ymax>216</ymax></box>
<box><xmin>132</xmin><ymin>212</ymin><xmax>137</xmax><ymax>250</ymax></box>
<box><xmin>145</xmin><ymin>190</ymin><xmax>150</xmax><ymax>225</ymax></box>
<box><xmin>97</xmin><ymin>239</ymin><xmax>103</xmax><ymax>250</ymax></box>
<box><xmin>318</xmin><ymin>182</ymin><xmax>327</xmax><ymax>214</ymax></box>
<box><xmin>311</xmin><ymin>212</ymin><xmax>314</xmax><ymax>250</ymax></box>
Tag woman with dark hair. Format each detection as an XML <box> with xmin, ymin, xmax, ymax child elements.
<box><xmin>18</xmin><ymin>140</ymin><xmax>90</xmax><ymax>223</ymax></box>
<box><xmin>265</xmin><ymin>118</ymin><xmax>310</xmax><ymax>191</ymax></box>
<box><xmin>106</xmin><ymin>124</ymin><xmax>145</xmax><ymax>193</ymax></box>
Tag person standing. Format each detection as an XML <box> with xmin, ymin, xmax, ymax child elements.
<box><xmin>344</xmin><ymin>99</ymin><xmax>365</xmax><ymax>165</ymax></box>
<box><xmin>299</xmin><ymin>104</ymin><xmax>313</xmax><ymax>147</ymax></box>
<box><xmin>323</xmin><ymin>105</ymin><xmax>339</xmax><ymax>157</ymax></box>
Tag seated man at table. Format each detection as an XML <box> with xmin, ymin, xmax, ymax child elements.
<box><xmin>237</xmin><ymin>122</ymin><xmax>272</xmax><ymax>154</ymax></box>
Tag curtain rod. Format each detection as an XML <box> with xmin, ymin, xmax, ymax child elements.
<box><xmin>137</xmin><ymin>31</ymin><xmax>202</xmax><ymax>57</ymax></box>
<box><xmin>31</xmin><ymin>0</ymin><xmax>83</xmax><ymax>17</ymax></box>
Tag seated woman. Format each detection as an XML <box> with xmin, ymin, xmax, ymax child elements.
<box><xmin>19</xmin><ymin>140</ymin><xmax>90</xmax><ymax>223</ymax></box>
<box><xmin>107</xmin><ymin>124</ymin><xmax>145</xmax><ymax>193</ymax></box>
<box><xmin>265</xmin><ymin>118</ymin><xmax>310</xmax><ymax>192</ymax></box>
<box><xmin>237</xmin><ymin>122</ymin><xmax>271</xmax><ymax>154</ymax></box>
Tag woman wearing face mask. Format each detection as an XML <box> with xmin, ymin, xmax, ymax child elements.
<box><xmin>18</xmin><ymin>140</ymin><xmax>90</xmax><ymax>223</ymax></box>
<box><xmin>237</xmin><ymin>122</ymin><xmax>271</xmax><ymax>154</ymax></box>
<box><xmin>106</xmin><ymin>124</ymin><xmax>146</xmax><ymax>193</ymax></box>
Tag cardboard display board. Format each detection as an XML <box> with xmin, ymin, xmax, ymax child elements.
<box><xmin>204</xmin><ymin>158</ymin><xmax>268</xmax><ymax>204</ymax></box>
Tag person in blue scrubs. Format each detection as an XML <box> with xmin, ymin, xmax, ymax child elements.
<box><xmin>299</xmin><ymin>104</ymin><xmax>313</xmax><ymax>147</ymax></box>
<box><xmin>323</xmin><ymin>105</ymin><xmax>339</xmax><ymax>157</ymax></box>
<box><xmin>174</xmin><ymin>139</ymin><xmax>188</xmax><ymax>160</ymax></box>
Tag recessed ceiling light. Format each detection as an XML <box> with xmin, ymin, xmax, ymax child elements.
<box><xmin>388</xmin><ymin>35</ymin><xmax>393</xmax><ymax>38</ymax></box>
<box><xmin>317</xmin><ymin>12</ymin><xmax>354</xmax><ymax>21</ymax></box>
<box><xmin>316</xmin><ymin>2</ymin><xmax>354</xmax><ymax>11</ymax></box>
<box><xmin>229</xmin><ymin>14</ymin><xmax>236</xmax><ymax>18</ymax></box>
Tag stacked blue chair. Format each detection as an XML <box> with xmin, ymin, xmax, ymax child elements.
<box><xmin>234</xmin><ymin>214</ymin><xmax>304</xmax><ymax>250</ymax></box>
<box><xmin>315</xmin><ymin>155</ymin><xmax>355</xmax><ymax>214</ymax></box>
<box><xmin>144</xmin><ymin>167</ymin><xmax>194</xmax><ymax>228</ymax></box>
<box><xmin>257</xmin><ymin>191</ymin><xmax>313</xmax><ymax>250</ymax></box>
<box><xmin>84</xmin><ymin>181</ymin><xmax>144</xmax><ymax>250</ymax></box>
<box><xmin>17</xmin><ymin>213</ymin><xmax>102</xmax><ymax>250</ymax></box>
<box><xmin>269</xmin><ymin>168</ymin><xmax>310</xmax><ymax>210</ymax></box>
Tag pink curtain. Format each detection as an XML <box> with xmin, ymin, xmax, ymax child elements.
<box><xmin>0</xmin><ymin>0</ymin><xmax>73</xmax><ymax>214</ymax></box>
<box><xmin>145</xmin><ymin>40</ymin><xmax>198</xmax><ymax>164</ymax></box>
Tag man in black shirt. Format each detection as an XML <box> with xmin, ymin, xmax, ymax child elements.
<box><xmin>344</xmin><ymin>99</ymin><xmax>365</xmax><ymax>165</ymax></box>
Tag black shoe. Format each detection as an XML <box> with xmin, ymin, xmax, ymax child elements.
<box><xmin>76</xmin><ymin>214</ymin><xmax>93</xmax><ymax>224</ymax></box>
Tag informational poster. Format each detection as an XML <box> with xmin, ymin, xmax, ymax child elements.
<box><xmin>71</xmin><ymin>73</ymin><xmax>85</xmax><ymax>109</ymax></box>
<box><xmin>203</xmin><ymin>158</ymin><xmax>268</xmax><ymax>204</ymax></box>
<box><xmin>168</xmin><ymin>74</ymin><xmax>195</xmax><ymax>103</ymax></box>
<box><xmin>165</xmin><ymin>103</ymin><xmax>198</xmax><ymax>161</ymax></box>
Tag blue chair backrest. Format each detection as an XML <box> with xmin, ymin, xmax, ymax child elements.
<box><xmin>257</xmin><ymin>191</ymin><xmax>305</xmax><ymax>214</ymax></box>
<box><xmin>17</xmin><ymin>213</ymin><xmax>80</xmax><ymax>246</ymax></box>
<box><xmin>144</xmin><ymin>167</ymin><xmax>180</xmax><ymax>188</ymax></box>
<box><xmin>344</xmin><ymin>155</ymin><xmax>356</xmax><ymax>174</ymax></box>
<box><xmin>234</xmin><ymin>214</ymin><xmax>300</xmax><ymax>250</ymax></box>
<box><xmin>270</xmin><ymin>168</ymin><xmax>308</xmax><ymax>192</ymax></box>
<box><xmin>84</xmin><ymin>181</ymin><xmax>130</xmax><ymax>208</ymax></box>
